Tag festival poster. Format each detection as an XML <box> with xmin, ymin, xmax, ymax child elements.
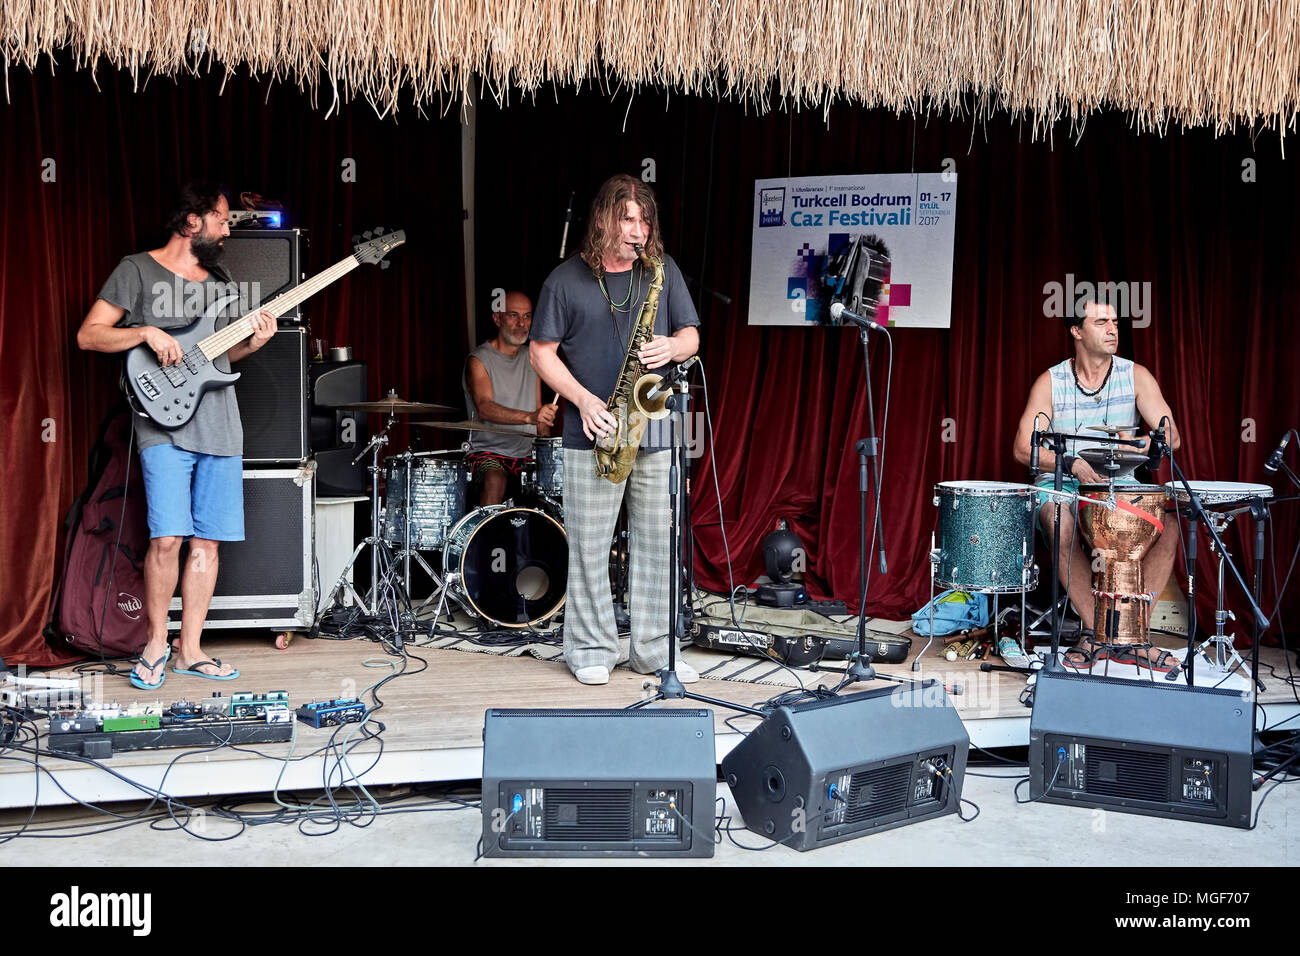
<box><xmin>748</xmin><ymin>172</ymin><xmax>957</xmax><ymax>328</ymax></box>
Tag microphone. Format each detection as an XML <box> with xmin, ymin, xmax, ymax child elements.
<box><xmin>645</xmin><ymin>355</ymin><xmax>700</xmax><ymax>402</ymax></box>
<box><xmin>1146</xmin><ymin>424</ymin><xmax>1167</xmax><ymax>471</ymax></box>
<box><xmin>1030</xmin><ymin>414</ymin><xmax>1043</xmax><ymax>479</ymax></box>
<box><xmin>829</xmin><ymin>301</ymin><xmax>884</xmax><ymax>331</ymax></box>
<box><xmin>1264</xmin><ymin>431</ymin><xmax>1292</xmax><ymax>473</ymax></box>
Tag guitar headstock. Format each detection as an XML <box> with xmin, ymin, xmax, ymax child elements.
<box><xmin>352</xmin><ymin>227</ymin><xmax>406</xmax><ymax>267</ymax></box>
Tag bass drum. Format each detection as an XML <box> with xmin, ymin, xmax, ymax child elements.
<box><xmin>443</xmin><ymin>506</ymin><xmax>568</xmax><ymax>628</ymax></box>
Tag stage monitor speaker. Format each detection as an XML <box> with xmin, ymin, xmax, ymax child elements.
<box><xmin>222</xmin><ymin>228</ymin><xmax>306</xmax><ymax>322</ymax></box>
<box><xmin>167</xmin><ymin>467</ymin><xmax>314</xmax><ymax>630</ymax></box>
<box><xmin>309</xmin><ymin>360</ymin><xmax>369</xmax><ymax>496</ymax></box>
<box><xmin>722</xmin><ymin>681</ymin><xmax>968</xmax><ymax>850</ymax></box>
<box><xmin>481</xmin><ymin>708</ymin><xmax>716</xmax><ymax>859</ymax></box>
<box><xmin>1029</xmin><ymin>670</ymin><xmax>1252</xmax><ymax>828</ymax></box>
<box><xmin>234</xmin><ymin>325</ymin><xmax>309</xmax><ymax>463</ymax></box>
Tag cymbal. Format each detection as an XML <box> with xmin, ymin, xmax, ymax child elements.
<box><xmin>1085</xmin><ymin>424</ymin><xmax>1141</xmax><ymax>435</ymax></box>
<box><xmin>411</xmin><ymin>419</ymin><xmax>532</xmax><ymax>437</ymax></box>
<box><xmin>1080</xmin><ymin>446</ymin><xmax>1149</xmax><ymax>478</ymax></box>
<box><xmin>340</xmin><ymin>395</ymin><xmax>458</xmax><ymax>415</ymax></box>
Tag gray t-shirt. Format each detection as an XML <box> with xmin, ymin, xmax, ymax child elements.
<box><xmin>462</xmin><ymin>341</ymin><xmax>538</xmax><ymax>459</ymax></box>
<box><xmin>98</xmin><ymin>252</ymin><xmax>244</xmax><ymax>457</ymax></box>
<box><xmin>530</xmin><ymin>253</ymin><xmax>700</xmax><ymax>451</ymax></box>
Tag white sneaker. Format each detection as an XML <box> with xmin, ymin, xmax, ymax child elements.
<box><xmin>574</xmin><ymin>665</ymin><xmax>610</xmax><ymax>685</ymax></box>
<box><xmin>673</xmin><ymin>660</ymin><xmax>699</xmax><ymax>684</ymax></box>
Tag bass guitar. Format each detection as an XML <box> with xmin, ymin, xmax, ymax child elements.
<box><xmin>124</xmin><ymin>228</ymin><xmax>404</xmax><ymax>429</ymax></box>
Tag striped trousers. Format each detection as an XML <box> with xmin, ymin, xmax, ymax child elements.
<box><xmin>562</xmin><ymin>446</ymin><xmax>673</xmax><ymax>674</ymax></box>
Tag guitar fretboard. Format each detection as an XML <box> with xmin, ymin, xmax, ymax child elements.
<box><xmin>197</xmin><ymin>255</ymin><xmax>361</xmax><ymax>359</ymax></box>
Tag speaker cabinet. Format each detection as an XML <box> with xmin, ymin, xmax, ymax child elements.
<box><xmin>481</xmin><ymin>708</ymin><xmax>716</xmax><ymax>858</ymax></box>
<box><xmin>234</xmin><ymin>325</ymin><xmax>309</xmax><ymax>463</ymax></box>
<box><xmin>309</xmin><ymin>360</ymin><xmax>369</xmax><ymax>496</ymax></box>
<box><xmin>723</xmin><ymin>681</ymin><xmax>968</xmax><ymax>850</ymax></box>
<box><xmin>167</xmin><ymin>467</ymin><xmax>315</xmax><ymax>630</ymax></box>
<box><xmin>222</xmin><ymin>228</ymin><xmax>306</xmax><ymax>322</ymax></box>
<box><xmin>1029</xmin><ymin>670</ymin><xmax>1253</xmax><ymax>828</ymax></box>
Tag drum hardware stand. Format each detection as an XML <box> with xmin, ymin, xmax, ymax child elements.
<box><xmin>325</xmin><ymin>415</ymin><xmax>397</xmax><ymax>615</ymax></box>
<box><xmin>627</xmin><ymin>380</ymin><xmax>764</xmax><ymax>717</ymax></box>
<box><xmin>1154</xmin><ymin>431</ymin><xmax>1269</xmax><ymax>695</ymax></box>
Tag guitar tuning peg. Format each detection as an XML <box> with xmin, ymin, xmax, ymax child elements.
<box><xmin>380</xmin><ymin>260</ymin><xmax>391</xmax><ymax>270</ymax></box>
<box><xmin>374</xmin><ymin>226</ymin><xmax>385</xmax><ymax>235</ymax></box>
<box><xmin>362</xmin><ymin>230</ymin><xmax>373</xmax><ymax>240</ymax></box>
<box><xmin>351</xmin><ymin>235</ymin><xmax>361</xmax><ymax>245</ymax></box>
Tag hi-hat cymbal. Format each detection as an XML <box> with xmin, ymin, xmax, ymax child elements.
<box><xmin>340</xmin><ymin>395</ymin><xmax>457</xmax><ymax>415</ymax></box>
<box><xmin>1080</xmin><ymin>446</ymin><xmax>1149</xmax><ymax>478</ymax></box>
<box><xmin>1085</xmin><ymin>423</ymin><xmax>1142</xmax><ymax>435</ymax></box>
<box><xmin>411</xmin><ymin>419</ymin><xmax>532</xmax><ymax>437</ymax></box>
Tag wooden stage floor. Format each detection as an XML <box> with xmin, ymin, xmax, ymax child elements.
<box><xmin>2</xmin><ymin>627</ymin><xmax>1297</xmax><ymax>809</ymax></box>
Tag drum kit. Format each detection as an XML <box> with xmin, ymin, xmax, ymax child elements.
<box><xmin>929</xmin><ymin>421</ymin><xmax>1278</xmax><ymax>681</ymax></box>
<box><xmin>322</xmin><ymin>391</ymin><xmax>571</xmax><ymax>632</ymax></box>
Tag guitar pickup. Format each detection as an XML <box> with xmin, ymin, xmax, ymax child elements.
<box><xmin>161</xmin><ymin>365</ymin><xmax>186</xmax><ymax>388</ymax></box>
<box><xmin>136</xmin><ymin>374</ymin><xmax>161</xmax><ymax>401</ymax></box>
<box><xmin>182</xmin><ymin>352</ymin><xmax>206</xmax><ymax>374</ymax></box>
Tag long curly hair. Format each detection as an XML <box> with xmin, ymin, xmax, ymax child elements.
<box><xmin>579</xmin><ymin>174</ymin><xmax>664</xmax><ymax>276</ymax></box>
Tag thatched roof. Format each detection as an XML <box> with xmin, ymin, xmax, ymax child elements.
<box><xmin>4</xmin><ymin>1</ymin><xmax>1298</xmax><ymax>135</ymax></box>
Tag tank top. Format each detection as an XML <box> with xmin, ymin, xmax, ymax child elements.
<box><xmin>1047</xmin><ymin>355</ymin><xmax>1139</xmax><ymax>459</ymax></box>
<box><xmin>462</xmin><ymin>341</ymin><xmax>538</xmax><ymax>459</ymax></box>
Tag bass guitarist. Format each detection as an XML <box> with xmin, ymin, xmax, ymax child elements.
<box><xmin>77</xmin><ymin>182</ymin><xmax>275</xmax><ymax>689</ymax></box>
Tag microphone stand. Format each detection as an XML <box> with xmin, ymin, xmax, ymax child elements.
<box><xmin>809</xmin><ymin>323</ymin><xmax>899</xmax><ymax>687</ymax></box>
<box><xmin>626</xmin><ymin>379</ymin><xmax>764</xmax><ymax>717</ymax></box>
<box><xmin>1152</xmin><ymin>430</ymin><xmax>1270</xmax><ymax>692</ymax></box>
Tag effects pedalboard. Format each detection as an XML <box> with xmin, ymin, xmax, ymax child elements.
<box><xmin>47</xmin><ymin>691</ymin><xmax>292</xmax><ymax>758</ymax></box>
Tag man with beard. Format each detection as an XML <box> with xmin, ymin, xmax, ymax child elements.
<box><xmin>462</xmin><ymin>290</ymin><xmax>557</xmax><ymax>506</ymax></box>
<box><xmin>77</xmin><ymin>181</ymin><xmax>276</xmax><ymax>689</ymax></box>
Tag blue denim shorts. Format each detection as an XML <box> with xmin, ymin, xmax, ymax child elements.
<box><xmin>139</xmin><ymin>444</ymin><xmax>245</xmax><ymax>541</ymax></box>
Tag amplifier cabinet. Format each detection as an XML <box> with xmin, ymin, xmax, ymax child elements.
<box><xmin>481</xmin><ymin>708</ymin><xmax>716</xmax><ymax>859</ymax></box>
<box><xmin>1029</xmin><ymin>670</ymin><xmax>1253</xmax><ymax>828</ymax></box>
<box><xmin>235</xmin><ymin>325</ymin><xmax>309</xmax><ymax>463</ymax></box>
<box><xmin>224</xmin><ymin>228</ymin><xmax>306</xmax><ymax>323</ymax></box>
<box><xmin>167</xmin><ymin>466</ymin><xmax>315</xmax><ymax>630</ymax></box>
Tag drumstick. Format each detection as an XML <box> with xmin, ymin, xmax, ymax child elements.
<box><xmin>551</xmin><ymin>391</ymin><xmax>560</xmax><ymax>406</ymax></box>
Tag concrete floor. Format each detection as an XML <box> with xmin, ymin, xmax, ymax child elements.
<box><xmin>1</xmin><ymin>764</ymin><xmax>1294</xmax><ymax>866</ymax></box>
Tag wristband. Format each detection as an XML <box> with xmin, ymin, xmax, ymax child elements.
<box><xmin>1061</xmin><ymin>454</ymin><xmax>1077</xmax><ymax>476</ymax></box>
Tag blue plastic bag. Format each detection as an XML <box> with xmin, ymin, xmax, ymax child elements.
<box><xmin>911</xmin><ymin>590</ymin><xmax>989</xmax><ymax>637</ymax></box>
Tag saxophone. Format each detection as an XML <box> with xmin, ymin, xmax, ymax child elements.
<box><xmin>593</xmin><ymin>244</ymin><xmax>671</xmax><ymax>483</ymax></box>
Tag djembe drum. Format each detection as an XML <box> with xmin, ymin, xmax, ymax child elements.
<box><xmin>1077</xmin><ymin>484</ymin><xmax>1168</xmax><ymax>645</ymax></box>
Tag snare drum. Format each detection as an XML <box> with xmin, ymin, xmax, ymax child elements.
<box><xmin>934</xmin><ymin>481</ymin><xmax>1037</xmax><ymax>593</ymax></box>
<box><xmin>1163</xmin><ymin>481</ymin><xmax>1274</xmax><ymax>508</ymax></box>
<box><xmin>381</xmin><ymin>455</ymin><xmax>467</xmax><ymax>550</ymax></box>
<box><xmin>442</xmin><ymin>506</ymin><xmax>568</xmax><ymax>627</ymax></box>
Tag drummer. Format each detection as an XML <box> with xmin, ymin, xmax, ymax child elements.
<box><xmin>463</xmin><ymin>290</ymin><xmax>559</xmax><ymax>505</ymax></box>
<box><xmin>1013</xmin><ymin>299</ymin><xmax>1182</xmax><ymax>670</ymax></box>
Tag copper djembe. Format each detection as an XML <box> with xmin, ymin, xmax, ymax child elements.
<box><xmin>1078</xmin><ymin>484</ymin><xmax>1168</xmax><ymax>645</ymax></box>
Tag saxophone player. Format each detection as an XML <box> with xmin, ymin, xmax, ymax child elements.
<box><xmin>531</xmin><ymin>174</ymin><xmax>701</xmax><ymax>686</ymax></box>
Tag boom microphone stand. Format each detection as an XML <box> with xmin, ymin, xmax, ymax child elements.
<box><xmin>628</xmin><ymin>369</ymin><xmax>763</xmax><ymax>717</ymax></box>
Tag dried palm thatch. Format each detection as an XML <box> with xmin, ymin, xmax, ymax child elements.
<box><xmin>2</xmin><ymin>0</ymin><xmax>1297</xmax><ymax>136</ymax></box>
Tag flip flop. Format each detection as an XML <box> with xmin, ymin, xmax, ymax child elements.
<box><xmin>1115</xmin><ymin>647</ymin><xmax>1179</xmax><ymax>673</ymax></box>
<box><xmin>1062</xmin><ymin>641</ymin><xmax>1108</xmax><ymax>671</ymax></box>
<box><xmin>129</xmin><ymin>647</ymin><xmax>171</xmax><ymax>691</ymax></box>
<box><xmin>173</xmin><ymin>658</ymin><xmax>240</xmax><ymax>681</ymax></box>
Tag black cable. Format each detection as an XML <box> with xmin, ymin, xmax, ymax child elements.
<box><xmin>1013</xmin><ymin>750</ymin><xmax>1065</xmax><ymax>804</ymax></box>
